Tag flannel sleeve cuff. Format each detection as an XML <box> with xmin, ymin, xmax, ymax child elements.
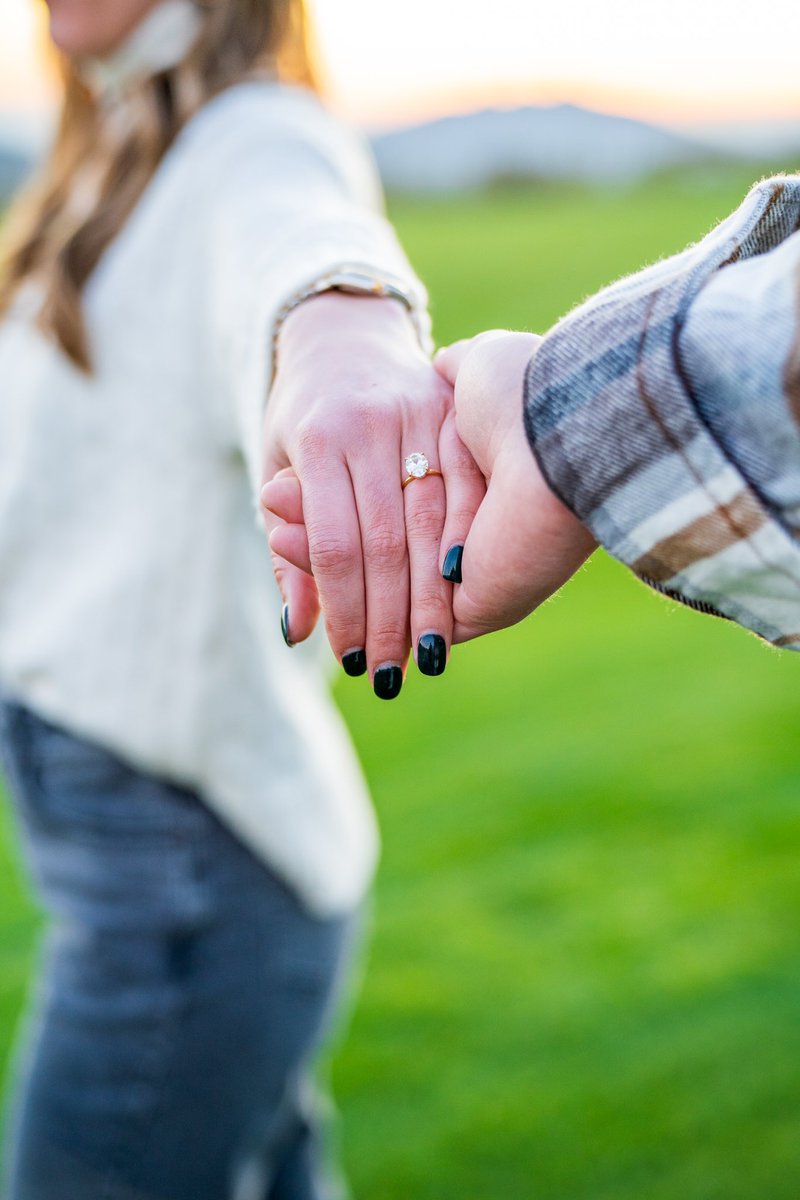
<box><xmin>523</xmin><ymin>177</ymin><xmax>800</xmax><ymax>649</ymax></box>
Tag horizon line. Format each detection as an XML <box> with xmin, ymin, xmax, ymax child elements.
<box><xmin>1</xmin><ymin>86</ymin><xmax>799</xmax><ymax>137</ymax></box>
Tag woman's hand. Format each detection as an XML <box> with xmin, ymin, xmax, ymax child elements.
<box><xmin>261</xmin><ymin>293</ymin><xmax>484</xmax><ymax>697</ymax></box>
<box><xmin>434</xmin><ymin>332</ymin><xmax>597</xmax><ymax>642</ymax></box>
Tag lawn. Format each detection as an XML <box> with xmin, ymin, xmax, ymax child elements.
<box><xmin>3</xmin><ymin>167</ymin><xmax>800</xmax><ymax>1198</ymax></box>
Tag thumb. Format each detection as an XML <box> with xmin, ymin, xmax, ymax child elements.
<box><xmin>434</xmin><ymin>330</ymin><xmax>515</xmax><ymax>387</ymax></box>
<box><xmin>433</xmin><ymin>338</ymin><xmax>475</xmax><ymax>387</ymax></box>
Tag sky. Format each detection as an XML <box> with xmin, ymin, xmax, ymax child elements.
<box><xmin>1</xmin><ymin>0</ymin><xmax>799</xmax><ymax>132</ymax></box>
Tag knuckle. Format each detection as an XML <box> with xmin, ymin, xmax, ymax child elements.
<box><xmin>412</xmin><ymin>585</ymin><xmax>451</xmax><ymax>618</ymax></box>
<box><xmin>323</xmin><ymin>612</ymin><xmax>361</xmax><ymax>648</ymax></box>
<box><xmin>308</xmin><ymin>535</ymin><xmax>359</xmax><ymax>580</ymax></box>
<box><xmin>406</xmin><ymin>505</ymin><xmax>444</xmax><ymax>544</ymax></box>
<box><xmin>295</xmin><ymin>420</ymin><xmax>325</xmax><ymax>456</ymax></box>
<box><xmin>362</xmin><ymin>522</ymin><xmax>407</xmax><ymax>567</ymax></box>
<box><xmin>295</xmin><ymin>420</ymin><xmax>337</xmax><ymax>466</ymax></box>
<box><xmin>368</xmin><ymin>618</ymin><xmax>408</xmax><ymax>649</ymax></box>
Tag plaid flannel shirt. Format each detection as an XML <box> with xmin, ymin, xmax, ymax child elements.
<box><xmin>525</xmin><ymin>176</ymin><xmax>800</xmax><ymax>649</ymax></box>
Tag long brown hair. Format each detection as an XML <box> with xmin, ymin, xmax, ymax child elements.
<box><xmin>0</xmin><ymin>0</ymin><xmax>318</xmax><ymax>370</ymax></box>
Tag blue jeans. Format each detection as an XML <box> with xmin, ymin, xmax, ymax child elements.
<box><xmin>0</xmin><ymin>700</ymin><xmax>355</xmax><ymax>1200</ymax></box>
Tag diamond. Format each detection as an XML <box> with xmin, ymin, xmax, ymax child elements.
<box><xmin>405</xmin><ymin>453</ymin><xmax>429</xmax><ymax>478</ymax></box>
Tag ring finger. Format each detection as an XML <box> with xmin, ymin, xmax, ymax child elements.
<box><xmin>349</xmin><ymin>450</ymin><xmax>412</xmax><ymax>700</ymax></box>
<box><xmin>402</xmin><ymin>446</ymin><xmax>452</xmax><ymax>678</ymax></box>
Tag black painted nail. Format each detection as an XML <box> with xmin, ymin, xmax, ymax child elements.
<box><xmin>373</xmin><ymin>665</ymin><xmax>403</xmax><ymax>701</ymax></box>
<box><xmin>418</xmin><ymin>633</ymin><xmax>447</xmax><ymax>677</ymax></box>
<box><xmin>342</xmin><ymin>649</ymin><xmax>367</xmax><ymax>677</ymax></box>
<box><xmin>280</xmin><ymin>604</ymin><xmax>294</xmax><ymax>648</ymax></box>
<box><xmin>442</xmin><ymin>544</ymin><xmax>464</xmax><ymax>584</ymax></box>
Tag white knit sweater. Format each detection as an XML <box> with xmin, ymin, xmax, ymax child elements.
<box><xmin>0</xmin><ymin>83</ymin><xmax>427</xmax><ymax>915</ymax></box>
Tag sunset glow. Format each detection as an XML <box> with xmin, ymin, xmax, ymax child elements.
<box><xmin>1</xmin><ymin>0</ymin><xmax>799</xmax><ymax>131</ymax></box>
<box><xmin>312</xmin><ymin>0</ymin><xmax>800</xmax><ymax>129</ymax></box>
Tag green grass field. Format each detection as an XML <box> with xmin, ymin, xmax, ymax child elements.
<box><xmin>3</xmin><ymin>167</ymin><xmax>800</xmax><ymax>1197</ymax></box>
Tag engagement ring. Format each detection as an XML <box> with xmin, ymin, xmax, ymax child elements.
<box><xmin>402</xmin><ymin>452</ymin><xmax>443</xmax><ymax>490</ymax></box>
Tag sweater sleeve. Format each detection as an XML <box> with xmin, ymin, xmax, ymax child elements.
<box><xmin>524</xmin><ymin>177</ymin><xmax>800</xmax><ymax>649</ymax></box>
<box><xmin>186</xmin><ymin>82</ymin><xmax>430</xmax><ymax>492</ymax></box>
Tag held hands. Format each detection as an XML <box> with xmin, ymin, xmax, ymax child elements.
<box><xmin>261</xmin><ymin>309</ymin><xmax>596</xmax><ymax>694</ymax></box>
<box><xmin>260</xmin><ymin>293</ymin><xmax>485</xmax><ymax>698</ymax></box>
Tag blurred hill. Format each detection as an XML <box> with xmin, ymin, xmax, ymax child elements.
<box><xmin>371</xmin><ymin>103</ymin><xmax>800</xmax><ymax>193</ymax></box>
<box><xmin>371</xmin><ymin>104</ymin><xmax>714</xmax><ymax>192</ymax></box>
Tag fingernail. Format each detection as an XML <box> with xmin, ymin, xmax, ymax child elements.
<box><xmin>442</xmin><ymin>544</ymin><xmax>464</xmax><ymax>584</ymax></box>
<box><xmin>417</xmin><ymin>633</ymin><xmax>447</xmax><ymax>677</ymax></box>
<box><xmin>342</xmin><ymin>649</ymin><xmax>367</xmax><ymax>677</ymax></box>
<box><xmin>280</xmin><ymin>604</ymin><xmax>294</xmax><ymax>648</ymax></box>
<box><xmin>373</xmin><ymin>664</ymin><xmax>403</xmax><ymax>701</ymax></box>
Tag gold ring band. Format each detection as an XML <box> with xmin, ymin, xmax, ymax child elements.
<box><xmin>402</xmin><ymin>468</ymin><xmax>443</xmax><ymax>490</ymax></box>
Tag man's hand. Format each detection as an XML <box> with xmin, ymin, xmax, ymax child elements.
<box><xmin>435</xmin><ymin>332</ymin><xmax>597</xmax><ymax>642</ymax></box>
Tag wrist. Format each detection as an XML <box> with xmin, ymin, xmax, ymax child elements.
<box><xmin>277</xmin><ymin>292</ymin><xmax>422</xmax><ymax>376</ymax></box>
